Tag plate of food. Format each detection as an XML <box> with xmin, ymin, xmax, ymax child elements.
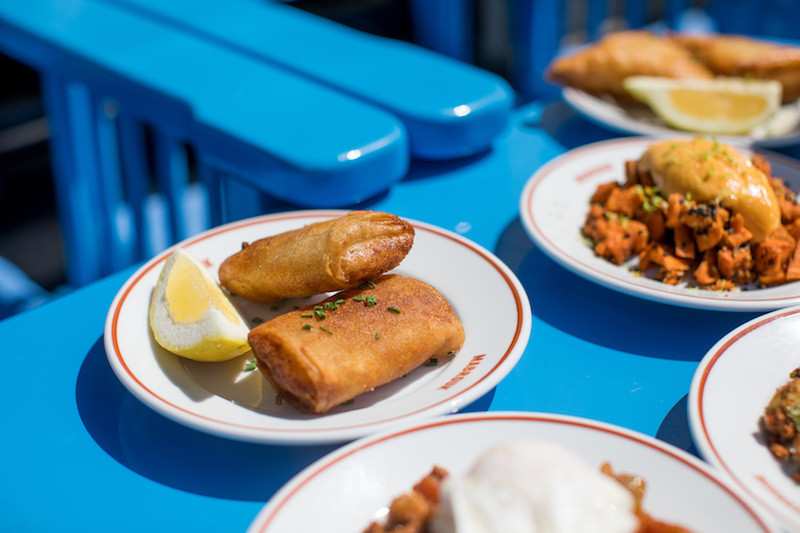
<box><xmin>520</xmin><ymin>136</ymin><xmax>800</xmax><ymax>311</ymax></box>
<box><xmin>548</xmin><ymin>31</ymin><xmax>800</xmax><ymax>147</ymax></box>
<box><xmin>104</xmin><ymin>210</ymin><xmax>531</xmax><ymax>445</ymax></box>
<box><xmin>247</xmin><ymin>411</ymin><xmax>777</xmax><ymax>533</ymax></box>
<box><xmin>689</xmin><ymin>306</ymin><xmax>800</xmax><ymax>531</ymax></box>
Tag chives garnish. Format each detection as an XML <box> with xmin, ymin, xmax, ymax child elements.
<box><xmin>320</xmin><ymin>326</ymin><xmax>333</xmax><ymax>335</ymax></box>
<box><xmin>301</xmin><ymin>312</ymin><xmax>313</xmax><ymax>318</ymax></box>
<box><xmin>387</xmin><ymin>306</ymin><xmax>401</xmax><ymax>314</ymax></box>
<box><xmin>353</xmin><ymin>295</ymin><xmax>365</xmax><ymax>302</ymax></box>
<box><xmin>334</xmin><ymin>299</ymin><xmax>346</xmax><ymax>306</ymax></box>
<box><xmin>365</xmin><ymin>295</ymin><xmax>377</xmax><ymax>306</ymax></box>
<box><xmin>302</xmin><ymin>324</ymin><xmax>313</xmax><ymax>330</ymax></box>
<box><xmin>314</xmin><ymin>310</ymin><xmax>327</xmax><ymax>319</ymax></box>
<box><xmin>245</xmin><ymin>359</ymin><xmax>257</xmax><ymax>371</ymax></box>
<box><xmin>375</xmin><ymin>332</ymin><xmax>381</xmax><ymax>339</ymax></box>
<box><xmin>252</xmin><ymin>317</ymin><xmax>263</xmax><ymax>324</ymax></box>
<box><xmin>424</xmin><ymin>358</ymin><xmax>438</xmax><ymax>367</ymax></box>
<box><xmin>314</xmin><ymin>305</ymin><xmax>324</xmax><ymax>310</ymax></box>
<box><xmin>340</xmin><ymin>399</ymin><xmax>355</xmax><ymax>406</ymax></box>
<box><xmin>359</xmin><ymin>280</ymin><xmax>377</xmax><ymax>289</ymax></box>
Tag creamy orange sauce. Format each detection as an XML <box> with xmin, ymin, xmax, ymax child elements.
<box><xmin>637</xmin><ymin>138</ymin><xmax>780</xmax><ymax>242</ymax></box>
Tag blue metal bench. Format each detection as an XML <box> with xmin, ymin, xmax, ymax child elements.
<box><xmin>98</xmin><ymin>0</ymin><xmax>514</xmax><ymax>160</ymax></box>
<box><xmin>0</xmin><ymin>0</ymin><xmax>408</xmax><ymax>287</ymax></box>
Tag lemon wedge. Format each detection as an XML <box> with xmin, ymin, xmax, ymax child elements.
<box><xmin>623</xmin><ymin>76</ymin><xmax>782</xmax><ymax>134</ymax></box>
<box><xmin>149</xmin><ymin>247</ymin><xmax>251</xmax><ymax>362</ymax></box>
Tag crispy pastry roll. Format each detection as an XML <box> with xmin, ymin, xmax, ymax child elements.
<box><xmin>219</xmin><ymin>210</ymin><xmax>414</xmax><ymax>303</ymax></box>
<box><xmin>248</xmin><ymin>274</ymin><xmax>465</xmax><ymax>414</ymax></box>
<box><xmin>546</xmin><ymin>31</ymin><xmax>713</xmax><ymax>100</ymax></box>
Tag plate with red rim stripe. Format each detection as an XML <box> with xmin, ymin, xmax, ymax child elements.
<box><xmin>247</xmin><ymin>411</ymin><xmax>777</xmax><ymax>533</ymax></box>
<box><xmin>689</xmin><ymin>305</ymin><xmax>800</xmax><ymax>531</ymax></box>
<box><xmin>519</xmin><ymin>136</ymin><xmax>800</xmax><ymax>311</ymax></box>
<box><xmin>104</xmin><ymin>210</ymin><xmax>531</xmax><ymax>445</ymax></box>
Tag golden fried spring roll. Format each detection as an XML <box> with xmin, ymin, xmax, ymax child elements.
<box><xmin>248</xmin><ymin>274</ymin><xmax>465</xmax><ymax>414</ymax></box>
<box><xmin>219</xmin><ymin>210</ymin><xmax>414</xmax><ymax>303</ymax></box>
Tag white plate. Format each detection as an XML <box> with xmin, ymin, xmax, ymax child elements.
<box><xmin>519</xmin><ymin>136</ymin><xmax>800</xmax><ymax>311</ymax></box>
<box><xmin>564</xmin><ymin>87</ymin><xmax>800</xmax><ymax>148</ymax></box>
<box><xmin>247</xmin><ymin>411</ymin><xmax>777</xmax><ymax>533</ymax></box>
<box><xmin>104</xmin><ymin>210</ymin><xmax>531</xmax><ymax>445</ymax></box>
<box><xmin>689</xmin><ymin>306</ymin><xmax>800</xmax><ymax>531</ymax></box>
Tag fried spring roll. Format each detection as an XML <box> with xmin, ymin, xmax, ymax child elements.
<box><xmin>219</xmin><ymin>210</ymin><xmax>415</xmax><ymax>303</ymax></box>
<box><xmin>248</xmin><ymin>274</ymin><xmax>465</xmax><ymax>414</ymax></box>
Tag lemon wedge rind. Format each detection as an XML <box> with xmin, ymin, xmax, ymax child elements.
<box><xmin>149</xmin><ymin>247</ymin><xmax>251</xmax><ymax>362</ymax></box>
<box><xmin>624</xmin><ymin>76</ymin><xmax>782</xmax><ymax>135</ymax></box>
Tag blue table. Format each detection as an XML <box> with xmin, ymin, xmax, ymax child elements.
<box><xmin>0</xmin><ymin>102</ymin><xmax>766</xmax><ymax>532</ymax></box>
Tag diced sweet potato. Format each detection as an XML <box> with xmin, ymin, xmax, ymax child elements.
<box><xmin>721</xmin><ymin>212</ymin><xmax>754</xmax><ymax>249</ymax></box>
<box><xmin>680</xmin><ymin>203</ymin><xmax>729</xmax><ymax>252</ymax></box>
<box><xmin>717</xmin><ymin>247</ymin><xmax>755</xmax><ymax>285</ymax></box>
<box><xmin>591</xmin><ymin>181</ymin><xmax>620</xmax><ymax>205</ymax></box>
<box><xmin>674</xmin><ymin>224</ymin><xmax>696</xmax><ymax>260</ymax></box>
<box><xmin>604</xmin><ymin>186</ymin><xmax>643</xmax><ymax>217</ymax></box>
<box><xmin>694</xmin><ymin>249</ymin><xmax>719</xmax><ymax>286</ymax></box>
<box><xmin>665</xmin><ymin>193</ymin><xmax>685</xmax><ymax>229</ymax></box>
<box><xmin>594</xmin><ymin>218</ymin><xmax>649</xmax><ymax>265</ymax></box>
<box><xmin>786</xmin><ymin>242</ymin><xmax>800</xmax><ymax>282</ymax></box>
<box><xmin>754</xmin><ymin>238</ymin><xmax>794</xmax><ymax>283</ymax></box>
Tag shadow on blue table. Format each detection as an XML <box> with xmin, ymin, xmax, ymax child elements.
<box><xmin>495</xmin><ymin>218</ymin><xmax>762</xmax><ymax>361</ymax></box>
<box><xmin>75</xmin><ymin>337</ymin><xmax>496</xmax><ymax>501</ymax></box>
<box><xmin>76</xmin><ymin>338</ymin><xmax>338</xmax><ymax>501</ymax></box>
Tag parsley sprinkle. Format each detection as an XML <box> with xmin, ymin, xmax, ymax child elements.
<box><xmin>302</xmin><ymin>324</ymin><xmax>313</xmax><ymax>330</ymax></box>
<box><xmin>387</xmin><ymin>306</ymin><xmax>401</xmax><ymax>314</ymax></box>
<box><xmin>320</xmin><ymin>326</ymin><xmax>333</xmax><ymax>335</ymax></box>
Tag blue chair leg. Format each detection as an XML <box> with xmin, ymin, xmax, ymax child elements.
<box><xmin>40</xmin><ymin>74</ymin><xmax>104</xmax><ymax>287</ymax></box>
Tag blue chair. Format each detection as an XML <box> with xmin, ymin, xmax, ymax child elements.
<box><xmin>97</xmin><ymin>0</ymin><xmax>513</xmax><ymax>160</ymax></box>
<box><xmin>406</xmin><ymin>0</ymin><xmax>800</xmax><ymax>102</ymax></box>
<box><xmin>0</xmin><ymin>0</ymin><xmax>408</xmax><ymax>288</ymax></box>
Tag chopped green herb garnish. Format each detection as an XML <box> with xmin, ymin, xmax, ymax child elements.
<box><xmin>320</xmin><ymin>326</ymin><xmax>333</xmax><ymax>335</ymax></box>
<box><xmin>314</xmin><ymin>310</ymin><xmax>327</xmax><ymax>319</ymax></box>
<box><xmin>245</xmin><ymin>359</ymin><xmax>257</xmax><ymax>371</ymax></box>
<box><xmin>353</xmin><ymin>295</ymin><xmax>365</xmax><ymax>302</ymax></box>
<box><xmin>359</xmin><ymin>279</ymin><xmax>377</xmax><ymax>289</ymax></box>
<box><xmin>334</xmin><ymin>299</ymin><xmax>346</xmax><ymax>306</ymax></box>
<box><xmin>424</xmin><ymin>358</ymin><xmax>438</xmax><ymax>367</ymax></box>
<box><xmin>387</xmin><ymin>306</ymin><xmax>401</xmax><ymax>314</ymax></box>
<box><xmin>302</xmin><ymin>324</ymin><xmax>313</xmax><ymax>330</ymax></box>
<box><xmin>375</xmin><ymin>332</ymin><xmax>381</xmax><ymax>339</ymax></box>
<box><xmin>340</xmin><ymin>399</ymin><xmax>354</xmax><ymax>406</ymax></box>
<box><xmin>301</xmin><ymin>312</ymin><xmax>314</xmax><ymax>318</ymax></box>
<box><xmin>365</xmin><ymin>295</ymin><xmax>377</xmax><ymax>306</ymax></box>
<box><xmin>314</xmin><ymin>305</ymin><xmax>324</xmax><ymax>310</ymax></box>
<box><xmin>252</xmin><ymin>317</ymin><xmax>263</xmax><ymax>324</ymax></box>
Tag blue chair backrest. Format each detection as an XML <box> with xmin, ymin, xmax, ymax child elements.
<box><xmin>97</xmin><ymin>0</ymin><xmax>515</xmax><ymax>160</ymax></box>
<box><xmin>405</xmin><ymin>0</ymin><xmax>800</xmax><ymax>101</ymax></box>
<box><xmin>0</xmin><ymin>0</ymin><xmax>408</xmax><ymax>287</ymax></box>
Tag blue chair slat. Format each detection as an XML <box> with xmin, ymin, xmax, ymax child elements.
<box><xmin>99</xmin><ymin>0</ymin><xmax>512</xmax><ymax>160</ymax></box>
<box><xmin>509</xmin><ymin>0</ymin><xmax>563</xmax><ymax>102</ymax></box>
<box><xmin>406</xmin><ymin>0</ymin><xmax>474</xmax><ymax>63</ymax></box>
<box><xmin>39</xmin><ymin>75</ymin><xmax>105</xmax><ymax>287</ymax></box>
<box><xmin>0</xmin><ymin>0</ymin><xmax>408</xmax><ymax>286</ymax></box>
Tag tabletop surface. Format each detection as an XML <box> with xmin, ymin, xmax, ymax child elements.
<box><xmin>0</xmin><ymin>101</ymin><xmax>782</xmax><ymax>532</ymax></box>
